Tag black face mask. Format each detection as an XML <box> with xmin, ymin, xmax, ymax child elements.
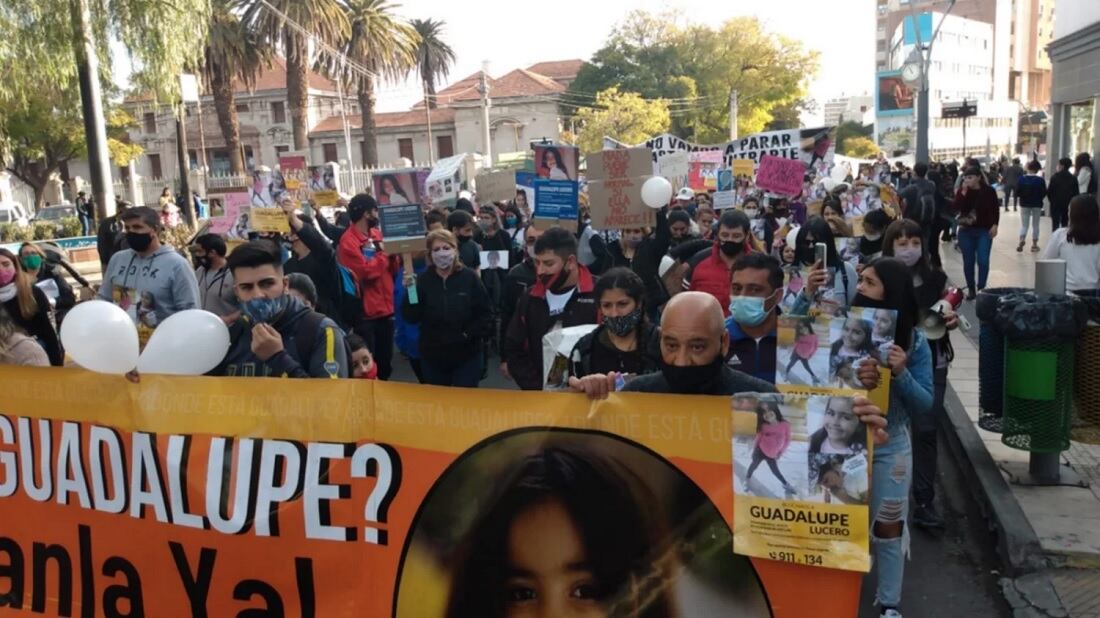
<box><xmin>719</xmin><ymin>240</ymin><xmax>741</xmax><ymax>257</ymax></box>
<box><xmin>540</xmin><ymin>268</ymin><xmax>574</xmax><ymax>293</ymax></box>
<box><xmin>659</xmin><ymin>353</ymin><xmax>725</xmax><ymax>394</ymax></box>
<box><xmin>126</xmin><ymin>232</ymin><xmax>154</xmax><ymax>252</ymax></box>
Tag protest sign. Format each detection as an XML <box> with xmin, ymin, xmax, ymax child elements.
<box><xmin>533</xmin><ymin>179</ymin><xmax>579</xmax><ymax>231</ymax></box>
<box><xmin>378</xmin><ymin>203</ymin><xmax>427</xmax><ymax>254</ymax></box>
<box><xmin>714</xmin><ymin>190</ymin><xmax>737</xmax><ymax>210</ymax></box>
<box><xmin>249</xmin><ymin>207</ymin><xmax>290</xmax><ymax>234</ymax></box>
<box><xmin>586</xmin><ymin>148</ymin><xmax>656</xmax><ymax>230</ymax></box>
<box><xmin>618</xmin><ymin>127</ymin><xmax>836</xmax><ymax>170</ymax></box>
<box><xmin>0</xmin><ymin>366</ymin><xmax>864</xmax><ymax>617</ymax></box>
<box><xmin>657</xmin><ymin>150</ymin><xmax>689</xmax><ymax>178</ymax></box>
<box><xmin>211</xmin><ymin>192</ymin><xmax>251</xmax><ymax>239</ymax></box>
<box><xmin>756</xmin><ymin>155</ymin><xmax>807</xmax><ymax>196</ymax></box>
<box><xmin>249</xmin><ymin>168</ymin><xmax>277</xmax><ymax>207</ymax></box>
<box><xmin>309</xmin><ymin>165</ymin><xmax>340</xmax><ymax>207</ymax></box>
<box><xmin>479</xmin><ymin>250</ymin><xmax>509</xmax><ymax>271</ymax></box>
<box><xmin>373</xmin><ymin>169</ymin><xmax>422</xmax><ymax>206</ymax></box>
<box><xmin>534</xmin><ymin>144</ymin><xmax>579</xmax><ymax>182</ymax></box>
<box><xmin>474</xmin><ymin>169</ymin><xmax>517</xmax><ymax>203</ymax></box>
<box><xmin>425</xmin><ymin>154</ymin><xmax>466</xmax><ymax>209</ymax></box>
<box><xmin>733</xmin><ymin>158</ymin><xmax>756</xmax><ymax>178</ymax></box>
<box><xmin>732</xmin><ymin>392</ymin><xmax>871</xmax><ymax>572</ymax></box>
<box><xmin>278</xmin><ymin>153</ymin><xmax>307</xmax><ymax>191</ymax></box>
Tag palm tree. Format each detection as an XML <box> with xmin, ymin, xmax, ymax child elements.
<box><xmin>203</xmin><ymin>1</ymin><xmax>271</xmax><ymax>174</ymax></box>
<box><xmin>410</xmin><ymin>18</ymin><xmax>455</xmax><ymax>110</ymax></box>
<box><xmin>240</xmin><ymin>0</ymin><xmax>350</xmax><ymax>150</ymax></box>
<box><xmin>336</xmin><ymin>0</ymin><xmax>418</xmax><ymax>166</ymax></box>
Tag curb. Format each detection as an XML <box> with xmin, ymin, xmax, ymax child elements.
<box><xmin>939</xmin><ymin>382</ymin><xmax>1050</xmax><ymax>575</ymax></box>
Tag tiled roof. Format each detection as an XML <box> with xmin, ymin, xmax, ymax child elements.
<box><xmin>416</xmin><ymin>68</ymin><xmax>565</xmax><ymax>108</ymax></box>
<box><xmin>243</xmin><ymin>57</ymin><xmax>338</xmax><ymax>92</ymax></box>
<box><xmin>310</xmin><ymin>107</ymin><xmax>456</xmax><ymax>134</ymax></box>
<box><xmin>525</xmin><ymin>59</ymin><xmax>584</xmax><ymax>81</ymax></box>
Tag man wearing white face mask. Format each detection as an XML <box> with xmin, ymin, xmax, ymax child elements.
<box><xmin>401</xmin><ymin>229</ymin><xmax>493</xmax><ymax>387</ymax></box>
<box><xmin>724</xmin><ymin>253</ymin><xmax>784</xmax><ymax>383</ymax></box>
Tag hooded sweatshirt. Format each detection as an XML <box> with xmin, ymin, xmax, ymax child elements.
<box><xmin>214</xmin><ymin>295</ymin><xmax>348</xmax><ymax>378</ymax></box>
<box><xmin>98</xmin><ymin>245</ymin><xmax>200</xmax><ymax>333</ymax></box>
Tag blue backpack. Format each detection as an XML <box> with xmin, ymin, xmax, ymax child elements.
<box><xmin>334</xmin><ymin>263</ymin><xmax>364</xmax><ymax>329</ymax></box>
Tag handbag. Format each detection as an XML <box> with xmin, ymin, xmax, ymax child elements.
<box><xmin>956</xmin><ymin>210</ymin><xmax>977</xmax><ymax>227</ymax></box>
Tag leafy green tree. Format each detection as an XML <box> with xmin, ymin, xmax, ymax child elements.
<box><xmin>567</xmin><ymin>11</ymin><xmax>819</xmax><ymax>142</ymax></box>
<box><xmin>204</xmin><ymin>0</ymin><xmax>272</xmax><ymax>174</ymax></box>
<box><xmin>841</xmin><ymin>136</ymin><xmax>878</xmax><ymax>158</ymax></box>
<box><xmin>241</xmin><ymin>0</ymin><xmax>350</xmax><ymax>150</ymax></box>
<box><xmin>836</xmin><ymin>120</ymin><xmax>874</xmax><ymax>152</ymax></box>
<box><xmin>574</xmin><ymin>87</ymin><xmax>670</xmax><ymax>154</ymax></box>
<box><xmin>411</xmin><ymin>18</ymin><xmax>456</xmax><ymax>109</ymax></box>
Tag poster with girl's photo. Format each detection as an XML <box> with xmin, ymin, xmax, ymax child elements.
<box><xmin>732</xmin><ymin>392</ymin><xmax>870</xmax><ymax>572</ymax></box>
<box><xmin>779</xmin><ymin>266</ymin><xmax>805</xmax><ymax>313</ymax></box>
<box><xmin>777</xmin><ymin>315</ymin><xmax>830</xmax><ymax>388</ymax></box>
<box><xmin>373</xmin><ymin>170</ymin><xmax>421</xmax><ymax>206</ymax></box>
<box><xmin>827</xmin><ymin>307</ymin><xmax>896</xmax><ymax>389</ymax></box>
<box><xmin>534</xmin><ymin>144</ymin><xmax>578</xmax><ymax>181</ymax></box>
<box><xmin>835</xmin><ymin>237</ymin><xmax>860</xmax><ymax>274</ymax></box>
<box><xmin>250</xmin><ymin>168</ymin><xmax>276</xmax><ymax>207</ymax></box>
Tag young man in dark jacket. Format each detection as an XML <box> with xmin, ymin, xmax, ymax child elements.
<box><xmin>1047</xmin><ymin>157</ymin><xmax>1081</xmax><ymax>233</ymax></box>
<box><xmin>499</xmin><ymin>225</ymin><xmax>542</xmax><ymax>355</ymax></box>
<box><xmin>281</xmin><ymin>200</ymin><xmax>350</xmax><ymax>328</ymax></box>
<box><xmin>214</xmin><ymin>242</ymin><xmax>348</xmax><ymax>378</ymax></box>
<box><xmin>502</xmin><ymin>226</ymin><xmax>598</xmax><ymax>390</ymax></box>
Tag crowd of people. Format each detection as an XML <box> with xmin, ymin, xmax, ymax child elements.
<box><xmin>2</xmin><ymin>147</ymin><xmax>1099</xmax><ymax>618</ymax></box>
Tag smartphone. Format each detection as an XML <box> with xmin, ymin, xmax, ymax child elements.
<box><xmin>814</xmin><ymin>242</ymin><xmax>828</xmax><ymax>270</ymax></box>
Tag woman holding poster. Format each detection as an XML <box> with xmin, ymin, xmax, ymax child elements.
<box><xmin>852</xmin><ymin>256</ymin><xmax>933</xmax><ymax>617</ymax></box>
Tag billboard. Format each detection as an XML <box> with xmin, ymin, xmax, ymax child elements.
<box><xmin>876</xmin><ymin>70</ymin><xmax>915</xmax><ymax>117</ymax></box>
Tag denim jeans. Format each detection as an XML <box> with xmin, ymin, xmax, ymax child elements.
<box><xmin>1051</xmin><ymin>204</ymin><xmax>1069</xmax><ymax>233</ymax></box>
<box><xmin>1002</xmin><ymin>185</ymin><xmax>1017</xmax><ymax>208</ymax></box>
<box><xmin>1019</xmin><ymin>207</ymin><xmax>1041</xmax><ymax>241</ymax></box>
<box><xmin>957</xmin><ymin>226</ymin><xmax>992</xmax><ymax>290</ymax></box>
<box><xmin>912</xmin><ymin>366</ymin><xmax>947</xmax><ymax>506</ymax></box>
<box><xmin>870</xmin><ymin>427</ymin><xmax>913</xmax><ymax>608</ymax></box>
<box><xmin>422</xmin><ymin>353</ymin><xmax>483</xmax><ymax>388</ymax></box>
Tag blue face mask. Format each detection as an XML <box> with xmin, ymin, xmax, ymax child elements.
<box><xmin>505</xmin><ymin>215</ymin><xmax>518</xmax><ymax>227</ymax></box>
<box><xmin>241</xmin><ymin>295</ymin><xmax>289</xmax><ymax>324</ymax></box>
<box><xmin>729</xmin><ymin>292</ymin><xmax>775</xmax><ymax>327</ymax></box>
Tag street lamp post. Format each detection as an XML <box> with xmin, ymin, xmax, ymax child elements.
<box><xmin>903</xmin><ymin>0</ymin><xmax>957</xmax><ymax>163</ymax></box>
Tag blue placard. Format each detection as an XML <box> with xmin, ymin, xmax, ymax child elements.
<box><xmin>716</xmin><ymin>169</ymin><xmax>734</xmax><ymax>192</ymax></box>
<box><xmin>379</xmin><ymin>203</ymin><xmax>427</xmax><ymax>241</ymax></box>
<box><xmin>533</xmin><ymin>179</ymin><xmax>579</xmax><ymax>223</ymax></box>
<box><xmin>515</xmin><ymin>171</ymin><xmax>537</xmax><ymax>189</ymax></box>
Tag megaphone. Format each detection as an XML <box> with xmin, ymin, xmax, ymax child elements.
<box><xmin>919</xmin><ymin>290</ymin><xmax>972</xmax><ymax>338</ymax></box>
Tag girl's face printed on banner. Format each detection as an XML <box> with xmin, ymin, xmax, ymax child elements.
<box><xmin>504</xmin><ymin>499</ymin><xmax>604</xmax><ymax>618</ymax></box>
<box><xmin>873</xmin><ymin>309</ymin><xmax>896</xmax><ymax>340</ymax></box>
<box><xmin>824</xmin><ymin>399</ymin><xmax>859</xmax><ymax>446</ymax></box>
<box><xmin>842</xmin><ymin>318</ymin><xmax>869</xmax><ymax>349</ymax></box>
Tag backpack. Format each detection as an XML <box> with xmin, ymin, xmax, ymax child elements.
<box><xmin>334</xmin><ymin>263</ymin><xmax>364</xmax><ymax>329</ymax></box>
<box><xmin>909</xmin><ymin>181</ymin><xmax>938</xmax><ymax>228</ymax></box>
<box><xmin>295</xmin><ymin>310</ymin><xmax>352</xmax><ymax>377</ymax></box>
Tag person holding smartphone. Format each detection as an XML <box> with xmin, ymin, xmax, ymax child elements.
<box><xmin>789</xmin><ymin>216</ymin><xmax>858</xmax><ymax>316</ymax></box>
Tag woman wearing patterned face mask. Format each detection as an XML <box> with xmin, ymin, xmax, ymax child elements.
<box><xmin>401</xmin><ymin>229</ymin><xmax>494</xmax><ymax>387</ymax></box>
<box><xmin>569</xmin><ymin>268</ymin><xmax>660</xmax><ymax>380</ymax></box>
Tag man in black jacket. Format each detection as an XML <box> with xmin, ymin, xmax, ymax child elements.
<box><xmin>1047</xmin><ymin>157</ymin><xmax>1080</xmax><ymax>233</ymax></box>
<box><xmin>502</xmin><ymin>227</ymin><xmax>598</xmax><ymax>390</ymax></box>
<box><xmin>96</xmin><ymin>200</ymin><xmax>128</xmax><ymax>274</ymax></box>
<box><xmin>280</xmin><ymin>200</ymin><xmax>354</xmax><ymax>329</ymax></box>
<box><xmin>499</xmin><ymin>224</ymin><xmax>542</xmax><ymax>355</ymax></box>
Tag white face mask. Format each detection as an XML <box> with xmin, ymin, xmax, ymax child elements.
<box><xmin>432</xmin><ymin>247</ymin><xmax>456</xmax><ymax>270</ymax></box>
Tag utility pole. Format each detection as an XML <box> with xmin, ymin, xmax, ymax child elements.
<box><xmin>962</xmin><ymin>99</ymin><xmax>969</xmax><ymax>157</ymax></box>
<box><xmin>70</xmin><ymin>0</ymin><xmax>116</xmax><ymax>220</ymax></box>
<box><xmin>909</xmin><ymin>0</ymin><xmax>956</xmax><ymax>163</ymax></box>
<box><xmin>478</xmin><ymin>68</ymin><xmax>492</xmax><ymax>164</ymax></box>
<box><xmin>729</xmin><ymin>90</ymin><xmax>739</xmax><ymax>141</ymax></box>
<box><xmin>335</xmin><ymin>56</ymin><xmax>357</xmax><ymax>192</ymax></box>
<box><xmin>424</xmin><ymin>83</ymin><xmax>435</xmax><ymax>164</ymax></box>
<box><xmin>175</xmin><ymin>105</ymin><xmax>195</xmax><ymax>227</ymax></box>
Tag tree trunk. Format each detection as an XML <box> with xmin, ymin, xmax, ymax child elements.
<box><xmin>285</xmin><ymin>27</ymin><xmax>309</xmax><ymax>151</ymax></box>
<box><xmin>358</xmin><ymin>77</ymin><xmax>379</xmax><ymax>167</ymax></box>
<box><xmin>425</xmin><ymin>75</ymin><xmax>437</xmax><ymax>109</ymax></box>
<box><xmin>211</xmin><ymin>65</ymin><xmax>245</xmax><ymax>175</ymax></box>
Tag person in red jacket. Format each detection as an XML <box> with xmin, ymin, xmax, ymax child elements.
<box><xmin>338</xmin><ymin>193</ymin><xmax>399</xmax><ymax>379</ymax></box>
<box><xmin>684</xmin><ymin>209</ymin><xmax>756</xmax><ymax>316</ymax></box>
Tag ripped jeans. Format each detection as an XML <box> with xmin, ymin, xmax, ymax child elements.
<box><xmin>870</xmin><ymin>426</ymin><xmax>912</xmax><ymax>608</ymax></box>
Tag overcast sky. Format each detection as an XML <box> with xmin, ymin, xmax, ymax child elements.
<box><xmin>112</xmin><ymin>0</ymin><xmax>876</xmax><ymax>126</ymax></box>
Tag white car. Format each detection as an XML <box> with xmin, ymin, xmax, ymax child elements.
<box><xmin>0</xmin><ymin>201</ymin><xmax>30</xmax><ymax>227</ymax></box>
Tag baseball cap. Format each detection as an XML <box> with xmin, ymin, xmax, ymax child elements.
<box><xmin>676</xmin><ymin>187</ymin><xmax>696</xmax><ymax>201</ymax></box>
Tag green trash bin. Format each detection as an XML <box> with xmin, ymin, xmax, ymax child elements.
<box><xmin>1001</xmin><ymin>339</ymin><xmax>1075</xmax><ymax>453</ymax></box>
<box><xmin>995</xmin><ymin>292</ymin><xmax>1088</xmax><ymax>453</ymax></box>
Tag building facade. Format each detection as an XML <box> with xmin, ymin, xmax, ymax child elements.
<box><xmin>1046</xmin><ymin>0</ymin><xmax>1100</xmax><ymax>167</ymax></box>
<box><xmin>823</xmin><ymin>95</ymin><xmax>874</xmax><ymax>126</ymax></box>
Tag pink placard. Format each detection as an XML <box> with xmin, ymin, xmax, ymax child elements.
<box><xmin>755</xmin><ymin>155</ymin><xmax>806</xmax><ymax>196</ymax></box>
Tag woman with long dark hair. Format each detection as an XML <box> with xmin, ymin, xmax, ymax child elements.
<box><xmin>1042</xmin><ymin>194</ymin><xmax>1100</xmax><ymax>291</ymax></box>
<box><xmin>1076</xmin><ymin>152</ymin><xmax>1097</xmax><ymax>196</ymax></box>
<box><xmin>0</xmin><ymin>248</ymin><xmax>61</xmax><ymax>366</ymax></box>
<box><xmin>953</xmin><ymin>166</ymin><xmax>1000</xmax><ymax>299</ymax></box>
<box><xmin>540</xmin><ymin>146</ymin><xmax>571</xmax><ymax>181</ymax></box>
<box><xmin>882</xmin><ymin>217</ymin><xmax>958</xmax><ymax>530</ymax></box>
<box><xmin>569</xmin><ymin>267</ymin><xmax>659</xmax><ymax>378</ymax></box>
<box><xmin>445</xmin><ymin>445</ymin><xmax>677</xmax><ymax>618</ymax></box>
<box><xmin>378</xmin><ymin>174</ymin><xmax>411</xmax><ymax>205</ymax></box>
<box><xmin>791</xmin><ymin>215</ymin><xmax>859</xmax><ymax>316</ymax></box>
<box><xmin>852</xmin><ymin>256</ymin><xmax>933</xmax><ymax>616</ymax></box>
<box><xmin>744</xmin><ymin>400</ymin><xmax>795</xmax><ymax>497</ymax></box>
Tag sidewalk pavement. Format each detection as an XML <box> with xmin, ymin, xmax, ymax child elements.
<box><xmin>940</xmin><ymin>206</ymin><xmax>1100</xmax><ymax>617</ymax></box>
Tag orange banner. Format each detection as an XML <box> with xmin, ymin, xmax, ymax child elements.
<box><xmin>0</xmin><ymin>367</ymin><xmax>862</xmax><ymax>616</ymax></box>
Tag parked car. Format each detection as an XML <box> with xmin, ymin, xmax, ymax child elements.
<box><xmin>0</xmin><ymin>201</ymin><xmax>30</xmax><ymax>227</ymax></box>
<box><xmin>32</xmin><ymin>204</ymin><xmax>78</xmax><ymax>237</ymax></box>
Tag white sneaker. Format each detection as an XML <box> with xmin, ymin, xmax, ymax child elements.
<box><xmin>881</xmin><ymin>609</ymin><xmax>902</xmax><ymax>618</ymax></box>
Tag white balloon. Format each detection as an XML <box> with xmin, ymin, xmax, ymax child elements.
<box><xmin>137</xmin><ymin>309</ymin><xmax>230</xmax><ymax>375</ymax></box>
<box><xmin>60</xmin><ymin>301</ymin><xmax>139</xmax><ymax>374</ymax></box>
<box><xmin>641</xmin><ymin>176</ymin><xmax>673</xmax><ymax>209</ymax></box>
